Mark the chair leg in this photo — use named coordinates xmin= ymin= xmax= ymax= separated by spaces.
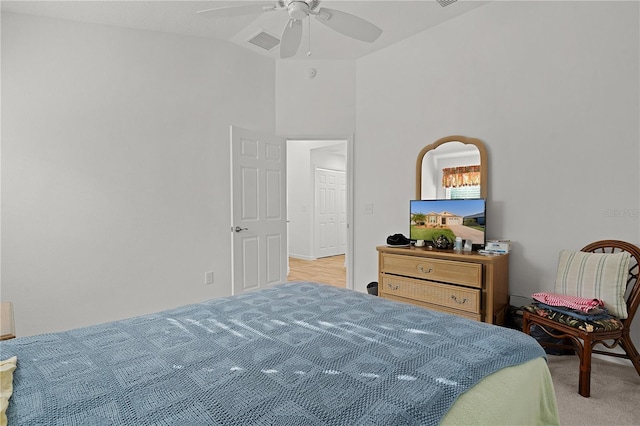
xmin=579 ymin=336 xmax=592 ymax=397
xmin=522 ymin=312 xmax=530 ymax=334
xmin=619 ymin=334 xmax=640 ymax=377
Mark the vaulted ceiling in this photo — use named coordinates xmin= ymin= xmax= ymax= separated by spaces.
xmin=1 ymin=1 xmax=489 ymax=60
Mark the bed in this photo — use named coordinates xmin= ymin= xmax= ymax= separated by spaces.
xmin=0 ymin=282 xmax=559 ymax=425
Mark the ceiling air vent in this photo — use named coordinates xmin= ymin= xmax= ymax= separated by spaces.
xmin=437 ymin=0 xmax=458 ymax=7
xmin=247 ymin=30 xmax=280 ymax=51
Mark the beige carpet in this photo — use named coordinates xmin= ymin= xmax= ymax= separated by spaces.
xmin=547 ymin=355 xmax=640 ymax=425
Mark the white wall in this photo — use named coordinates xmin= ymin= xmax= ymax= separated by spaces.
xmin=276 ymin=60 xmax=355 ymax=136
xmin=353 ymin=1 xmax=639 ymax=343
xmin=1 ymin=13 xmax=276 ymax=336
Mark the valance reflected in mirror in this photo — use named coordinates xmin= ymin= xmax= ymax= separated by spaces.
xmin=416 ymin=136 xmax=487 ymax=200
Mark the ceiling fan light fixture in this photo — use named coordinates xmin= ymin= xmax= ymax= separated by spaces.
xmin=287 ymin=1 xmax=310 ymax=20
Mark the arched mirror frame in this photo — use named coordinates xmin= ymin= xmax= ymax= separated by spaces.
xmin=415 ymin=135 xmax=488 ymax=200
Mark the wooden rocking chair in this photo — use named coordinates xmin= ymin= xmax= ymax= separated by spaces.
xmin=522 ymin=240 xmax=640 ymax=397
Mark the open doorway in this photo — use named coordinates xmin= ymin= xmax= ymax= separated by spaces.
xmin=286 ymin=139 xmax=349 ymax=289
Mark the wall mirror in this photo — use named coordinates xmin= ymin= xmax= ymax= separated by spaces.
xmin=416 ymin=135 xmax=488 ymax=200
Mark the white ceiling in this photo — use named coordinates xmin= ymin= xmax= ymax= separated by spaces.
xmin=1 ymin=0 xmax=489 ymax=60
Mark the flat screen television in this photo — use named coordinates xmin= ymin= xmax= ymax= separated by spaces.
xmin=410 ymin=199 xmax=486 ymax=248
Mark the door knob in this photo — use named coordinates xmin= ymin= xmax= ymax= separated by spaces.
xmin=234 ymin=226 xmax=248 ymax=233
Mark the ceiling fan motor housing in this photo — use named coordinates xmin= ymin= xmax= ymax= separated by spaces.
xmin=283 ymin=0 xmax=320 ymax=20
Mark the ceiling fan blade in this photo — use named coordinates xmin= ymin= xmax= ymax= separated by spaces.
xmin=280 ymin=19 xmax=303 ymax=58
xmin=197 ymin=3 xmax=276 ymax=18
xmin=314 ymin=7 xmax=382 ymax=43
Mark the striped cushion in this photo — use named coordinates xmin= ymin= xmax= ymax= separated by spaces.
xmin=554 ymin=250 xmax=630 ymax=319
xmin=1 ymin=356 xmax=17 ymax=426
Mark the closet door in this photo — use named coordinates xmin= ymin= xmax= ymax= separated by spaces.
xmin=315 ymin=168 xmax=346 ymax=258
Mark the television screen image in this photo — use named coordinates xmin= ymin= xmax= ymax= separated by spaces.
xmin=410 ymin=199 xmax=486 ymax=246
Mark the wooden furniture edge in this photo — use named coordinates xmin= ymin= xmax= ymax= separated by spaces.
xmin=0 ymin=301 xmax=16 ymax=340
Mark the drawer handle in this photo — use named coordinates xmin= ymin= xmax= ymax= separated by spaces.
xmin=451 ymin=295 xmax=468 ymax=305
xmin=417 ymin=265 xmax=433 ymax=274
xmin=387 ymin=283 xmax=400 ymax=290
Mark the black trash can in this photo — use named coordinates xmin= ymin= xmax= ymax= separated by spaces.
xmin=366 ymin=282 xmax=378 ymax=296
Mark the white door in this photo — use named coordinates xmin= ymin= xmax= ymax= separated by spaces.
xmin=315 ymin=168 xmax=346 ymax=258
xmin=337 ymin=171 xmax=347 ymax=254
xmin=231 ymin=126 xmax=287 ymax=295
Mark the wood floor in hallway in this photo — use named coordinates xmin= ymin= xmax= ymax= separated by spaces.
xmin=287 ymin=255 xmax=346 ymax=288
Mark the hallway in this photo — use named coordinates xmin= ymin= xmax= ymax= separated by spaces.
xmin=287 ymin=255 xmax=346 ymax=288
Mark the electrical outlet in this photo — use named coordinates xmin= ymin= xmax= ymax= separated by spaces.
xmin=364 ymin=203 xmax=374 ymax=214
xmin=205 ymin=271 xmax=214 ymax=285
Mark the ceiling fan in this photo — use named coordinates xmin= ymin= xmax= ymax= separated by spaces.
xmin=197 ymin=0 xmax=383 ymax=58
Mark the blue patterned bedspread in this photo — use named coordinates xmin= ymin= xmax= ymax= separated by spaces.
xmin=1 ymin=282 xmax=545 ymax=425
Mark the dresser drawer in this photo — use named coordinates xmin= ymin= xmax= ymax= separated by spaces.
xmin=380 ymin=253 xmax=482 ymax=288
xmin=382 ymin=294 xmax=482 ymax=321
xmin=381 ymin=276 xmax=481 ymax=314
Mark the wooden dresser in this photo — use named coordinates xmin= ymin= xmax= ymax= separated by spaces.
xmin=377 ymin=246 xmax=509 ymax=324
xmin=1 ymin=302 xmax=16 ymax=340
